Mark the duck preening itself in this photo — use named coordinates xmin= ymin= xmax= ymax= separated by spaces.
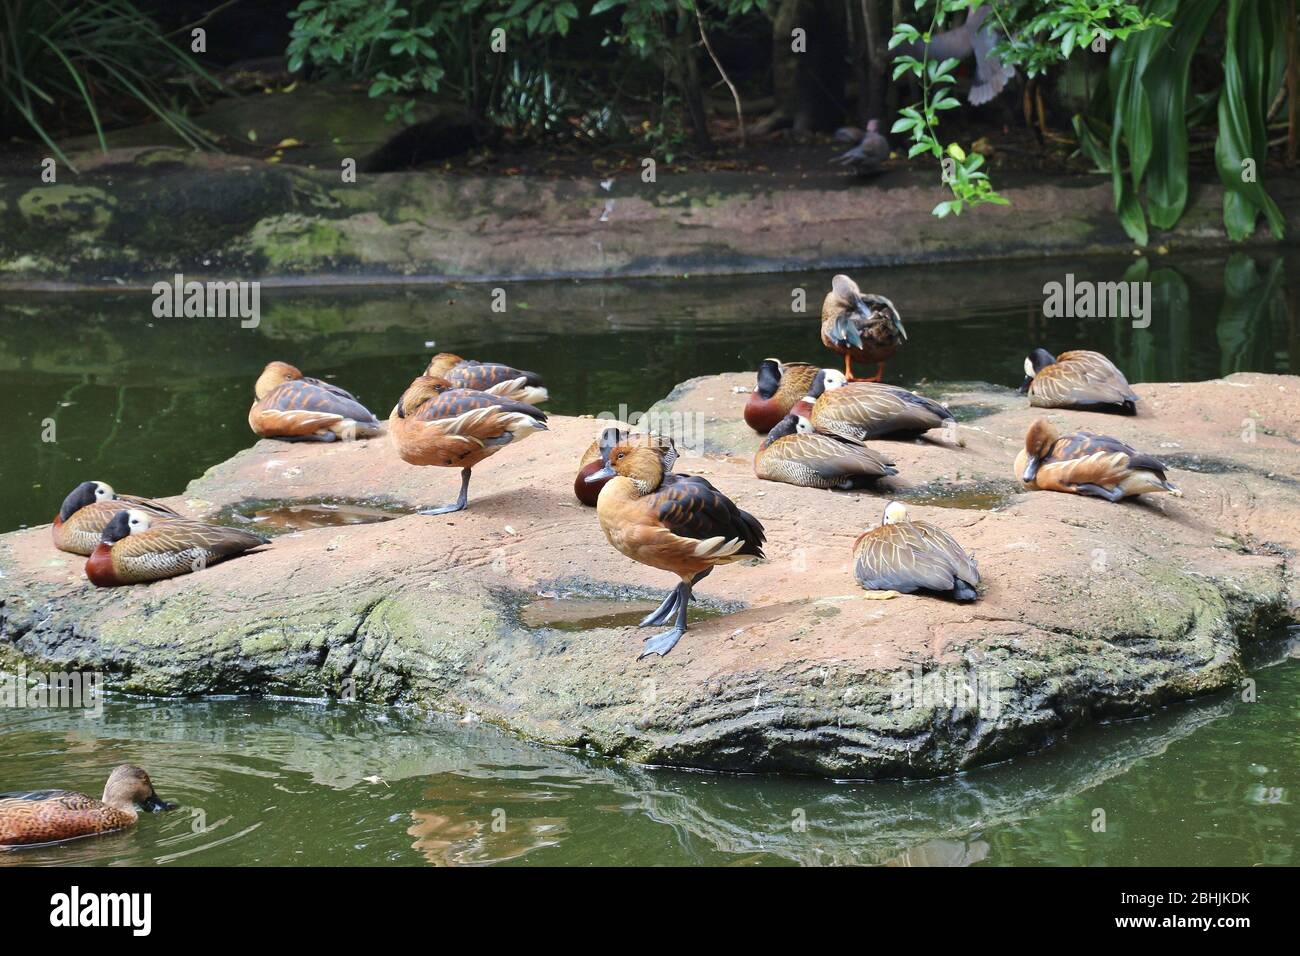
xmin=1019 ymin=348 xmax=1138 ymax=414
xmin=755 ymin=414 xmax=897 ymax=489
xmin=812 ymin=380 xmax=955 ymax=442
xmin=574 ymin=425 xmax=678 ymax=506
xmin=390 ymin=375 xmax=547 ymax=515
xmin=820 ymin=274 xmax=906 ymax=382
xmin=743 ymin=358 xmax=819 ymax=433
xmin=586 ymin=442 xmax=765 ymax=658
xmin=1015 ymin=418 xmax=1182 ymax=502
xmin=426 ymin=352 xmax=549 ymax=405
xmin=52 ymin=480 xmax=180 ymax=556
xmin=85 ymin=509 xmax=269 ymax=587
xmin=853 ymin=501 xmax=980 ymax=601
xmin=249 ymin=361 xmax=382 ymax=441
xmin=0 ymin=765 xmax=173 ymax=847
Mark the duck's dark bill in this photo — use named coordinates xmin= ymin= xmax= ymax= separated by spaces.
xmin=584 ymin=465 xmax=617 ymax=483
xmin=1022 ymin=457 xmax=1039 ymax=482
xmin=142 ymin=794 xmax=174 ymax=812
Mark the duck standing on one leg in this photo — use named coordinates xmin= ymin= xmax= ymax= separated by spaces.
xmin=52 ymin=480 xmax=180 ymax=555
xmin=574 ymin=425 xmax=678 ymax=506
xmin=0 ymin=765 xmax=173 ymax=847
xmin=249 ymin=361 xmax=382 ymax=442
xmin=85 ymin=509 xmax=269 ymax=587
xmin=854 ymin=501 xmax=980 ymax=601
xmin=585 ymin=442 xmax=765 ymax=658
xmin=743 ymin=358 xmax=819 ymax=433
xmin=1019 ymin=348 xmax=1139 ymax=415
xmin=389 ymin=375 xmax=547 ymax=515
xmin=820 ymin=274 xmax=906 ymax=382
xmin=1016 ymin=418 xmax=1182 ymax=502
xmin=426 ymin=353 xmax=549 ymax=405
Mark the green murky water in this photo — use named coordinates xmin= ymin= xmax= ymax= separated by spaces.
xmin=2 ymin=249 xmax=1297 ymax=865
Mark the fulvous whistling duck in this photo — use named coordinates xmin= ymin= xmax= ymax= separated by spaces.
xmin=811 ymin=379 xmax=955 ymax=442
xmin=85 ymin=509 xmax=269 ymax=587
xmin=854 ymin=501 xmax=980 ymax=601
xmin=755 ymin=414 xmax=897 ymax=489
xmin=743 ymin=358 xmax=819 ymax=433
xmin=249 ymin=361 xmax=382 ymax=442
xmin=52 ymin=480 xmax=180 ymax=556
xmin=574 ymin=424 xmax=678 ymax=507
xmin=585 ymin=442 xmax=765 ymax=657
xmin=1019 ymin=348 xmax=1138 ymax=415
xmin=389 ymin=375 xmax=547 ymax=515
xmin=426 ymin=353 xmax=549 ymax=405
xmin=820 ymin=274 xmax=906 ymax=382
xmin=0 ymin=765 xmax=172 ymax=847
xmin=1016 ymin=418 xmax=1182 ymax=502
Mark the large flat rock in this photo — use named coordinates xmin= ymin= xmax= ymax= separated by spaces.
xmin=1 ymin=373 xmax=1296 ymax=778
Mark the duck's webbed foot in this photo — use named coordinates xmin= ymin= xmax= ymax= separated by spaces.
xmin=639 ymin=584 xmax=684 ymax=627
xmin=418 ymin=468 xmax=471 ymax=516
xmin=639 ymin=581 xmax=693 ymax=658
xmin=1075 ymin=483 xmax=1124 ymax=503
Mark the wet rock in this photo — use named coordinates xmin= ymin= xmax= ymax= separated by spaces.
xmin=1 ymin=373 xmax=1296 ymax=778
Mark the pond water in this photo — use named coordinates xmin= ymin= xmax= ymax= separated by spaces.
xmin=2 ymin=249 xmax=1297 ymax=866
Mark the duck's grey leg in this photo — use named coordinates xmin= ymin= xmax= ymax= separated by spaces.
xmin=279 ymin=431 xmax=337 ymax=443
xmin=1074 ymin=483 xmax=1124 ymax=503
xmin=640 ymin=582 xmax=695 ymax=658
xmin=639 ymin=585 xmax=684 ymax=627
xmin=419 ymin=468 xmax=471 ymax=515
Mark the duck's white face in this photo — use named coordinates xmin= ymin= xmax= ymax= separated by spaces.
xmin=821 ymin=369 xmax=848 ymax=391
xmin=882 ymin=501 xmax=909 ymax=525
xmin=795 ymin=415 xmax=814 ymax=434
xmin=1023 ymin=357 xmax=1036 ymax=380
xmin=125 ymin=508 xmax=152 ymax=534
xmin=94 ymin=481 xmax=114 ymax=502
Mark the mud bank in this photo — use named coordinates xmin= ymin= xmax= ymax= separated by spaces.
xmin=1 ymin=373 xmax=1296 ymax=778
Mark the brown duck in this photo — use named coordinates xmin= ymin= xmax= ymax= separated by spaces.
xmin=853 ymin=501 xmax=980 ymax=600
xmin=1020 ymin=348 xmax=1138 ymax=415
xmin=52 ymin=480 xmax=180 ymax=556
xmin=586 ymin=442 xmax=765 ymax=657
xmin=1016 ymin=418 xmax=1182 ymax=502
xmin=389 ymin=375 xmax=547 ymax=514
xmin=0 ymin=765 xmax=172 ymax=847
xmin=820 ymin=274 xmax=906 ymax=382
xmin=85 ymin=509 xmax=269 ymax=587
xmin=249 ymin=361 xmax=382 ymax=441
xmin=574 ymin=424 xmax=678 ymax=506
xmin=755 ymin=414 xmax=897 ymax=489
xmin=811 ymin=379 xmax=955 ymax=442
xmin=743 ymin=358 xmax=819 ymax=433
xmin=426 ymin=352 xmax=548 ymax=405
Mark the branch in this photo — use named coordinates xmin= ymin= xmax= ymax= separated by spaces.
xmin=692 ymin=1 xmax=744 ymax=147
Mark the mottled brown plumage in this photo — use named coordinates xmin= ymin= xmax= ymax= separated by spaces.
xmin=1020 ymin=348 xmax=1138 ymax=414
xmin=85 ymin=509 xmax=269 ymax=587
xmin=743 ymin=359 xmax=820 ymax=433
xmin=811 ymin=381 xmax=954 ymax=441
xmin=1015 ymin=418 xmax=1181 ymax=502
xmin=425 ymin=352 xmax=548 ymax=405
xmin=820 ymin=274 xmax=906 ymax=381
xmin=0 ymin=765 xmax=171 ymax=847
xmin=51 ymin=480 xmax=181 ymax=556
xmin=853 ymin=502 xmax=980 ymax=600
xmin=755 ymin=414 xmax=897 ymax=489
xmin=589 ymin=444 xmax=764 ymax=657
xmin=249 ymin=361 xmax=381 ymax=441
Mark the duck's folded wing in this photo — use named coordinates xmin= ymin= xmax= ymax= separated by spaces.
xmin=118 ymin=495 xmax=182 ymax=518
xmin=269 ymin=380 xmax=379 ymax=424
xmin=913 ymin=521 xmax=980 ymax=585
xmin=1037 ymin=352 xmax=1138 ymax=406
xmin=121 ymin=520 xmax=268 ymax=563
xmin=654 ymin=475 xmax=765 ymax=559
xmin=855 ymin=525 xmax=963 ymax=592
xmin=786 ymin=433 xmax=896 ymax=478
xmin=822 ymin=384 xmax=949 ymax=432
xmin=450 ymin=362 xmax=545 ymax=391
xmin=826 ymin=313 xmax=866 ymax=349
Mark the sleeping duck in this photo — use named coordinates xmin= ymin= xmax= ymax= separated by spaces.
xmin=853 ymin=501 xmax=980 ymax=601
xmin=743 ymin=358 xmax=819 ymax=433
xmin=52 ymin=480 xmax=180 ymax=556
xmin=1019 ymin=348 xmax=1138 ymax=415
xmin=1015 ymin=418 xmax=1181 ymax=502
xmin=249 ymin=361 xmax=382 ymax=441
xmin=425 ymin=353 xmax=549 ymax=405
xmin=754 ymin=414 xmax=897 ymax=489
xmin=85 ymin=509 xmax=269 ymax=587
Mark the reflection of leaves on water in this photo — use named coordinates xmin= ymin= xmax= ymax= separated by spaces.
xmin=1218 ymin=254 xmax=1285 ymax=376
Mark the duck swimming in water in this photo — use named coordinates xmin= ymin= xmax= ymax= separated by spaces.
xmin=854 ymin=501 xmax=980 ymax=601
xmin=425 ymin=353 xmax=549 ymax=405
xmin=1019 ymin=348 xmax=1138 ymax=415
xmin=249 ymin=361 xmax=382 ymax=441
xmin=1016 ymin=418 xmax=1182 ymax=502
xmin=0 ymin=765 xmax=172 ymax=847
xmin=574 ymin=425 xmax=678 ymax=506
xmin=820 ymin=274 xmax=906 ymax=382
xmin=743 ymin=358 xmax=819 ymax=433
xmin=389 ymin=375 xmax=547 ymax=515
xmin=754 ymin=414 xmax=897 ymax=489
xmin=52 ymin=480 xmax=181 ymax=556
xmin=586 ymin=442 xmax=765 ymax=657
xmin=85 ymin=509 xmax=269 ymax=587
xmin=811 ymin=378 xmax=955 ymax=442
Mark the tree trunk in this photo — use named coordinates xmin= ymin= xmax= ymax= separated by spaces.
xmin=860 ymin=0 xmax=888 ymax=121
xmin=771 ymin=0 xmax=849 ymax=133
